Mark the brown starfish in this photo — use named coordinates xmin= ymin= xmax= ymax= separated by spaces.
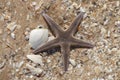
xmin=33 ymin=12 xmax=94 ymax=71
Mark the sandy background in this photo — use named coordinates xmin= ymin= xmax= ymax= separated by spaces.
xmin=0 ymin=0 xmax=120 ymax=80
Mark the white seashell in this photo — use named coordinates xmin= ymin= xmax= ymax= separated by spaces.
xmin=29 ymin=29 xmax=48 ymax=49
xmin=26 ymin=55 xmax=43 ymax=66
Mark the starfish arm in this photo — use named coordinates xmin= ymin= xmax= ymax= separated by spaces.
xmin=61 ymin=43 xmax=70 ymax=71
xmin=71 ymin=38 xmax=94 ymax=48
xmin=66 ymin=12 xmax=85 ymax=35
xmin=33 ymin=39 xmax=59 ymax=54
xmin=42 ymin=13 xmax=63 ymax=37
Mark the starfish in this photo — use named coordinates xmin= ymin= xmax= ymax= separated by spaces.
xmin=33 ymin=12 xmax=94 ymax=71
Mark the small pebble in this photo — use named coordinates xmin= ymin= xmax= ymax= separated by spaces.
xmin=112 ymin=33 xmax=119 ymax=38
xmin=10 ymin=32 xmax=15 ymax=39
xmin=104 ymin=19 xmax=109 ymax=25
xmin=108 ymin=75 xmax=114 ymax=80
xmin=31 ymin=2 xmax=37 ymax=6
xmin=25 ymin=35 xmax=29 ymax=41
xmin=116 ymin=1 xmax=120 ymax=7
xmin=107 ymin=31 xmax=111 ymax=38
xmin=24 ymin=31 xmax=29 ymax=36
xmin=80 ymin=7 xmax=86 ymax=12
xmin=101 ymin=27 xmax=106 ymax=34
xmin=47 ymin=59 xmax=51 ymax=63
xmin=91 ymin=23 xmax=98 ymax=27
xmin=7 ymin=22 xmax=16 ymax=32
xmin=17 ymin=61 xmax=24 ymax=68
xmin=69 ymin=59 xmax=76 ymax=67
xmin=0 ymin=29 xmax=2 ymax=34
xmin=94 ymin=66 xmax=102 ymax=75
xmin=0 ymin=61 xmax=5 ymax=69
xmin=115 ymin=21 xmax=120 ymax=28
xmin=26 ymin=64 xmax=43 ymax=75
xmin=48 ymin=36 xmax=55 ymax=41
xmin=37 ymin=25 xmax=44 ymax=29
xmin=116 ymin=60 xmax=120 ymax=66
xmin=111 ymin=48 xmax=117 ymax=52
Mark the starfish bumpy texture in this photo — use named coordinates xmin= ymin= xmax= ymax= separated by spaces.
xmin=33 ymin=12 xmax=94 ymax=71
